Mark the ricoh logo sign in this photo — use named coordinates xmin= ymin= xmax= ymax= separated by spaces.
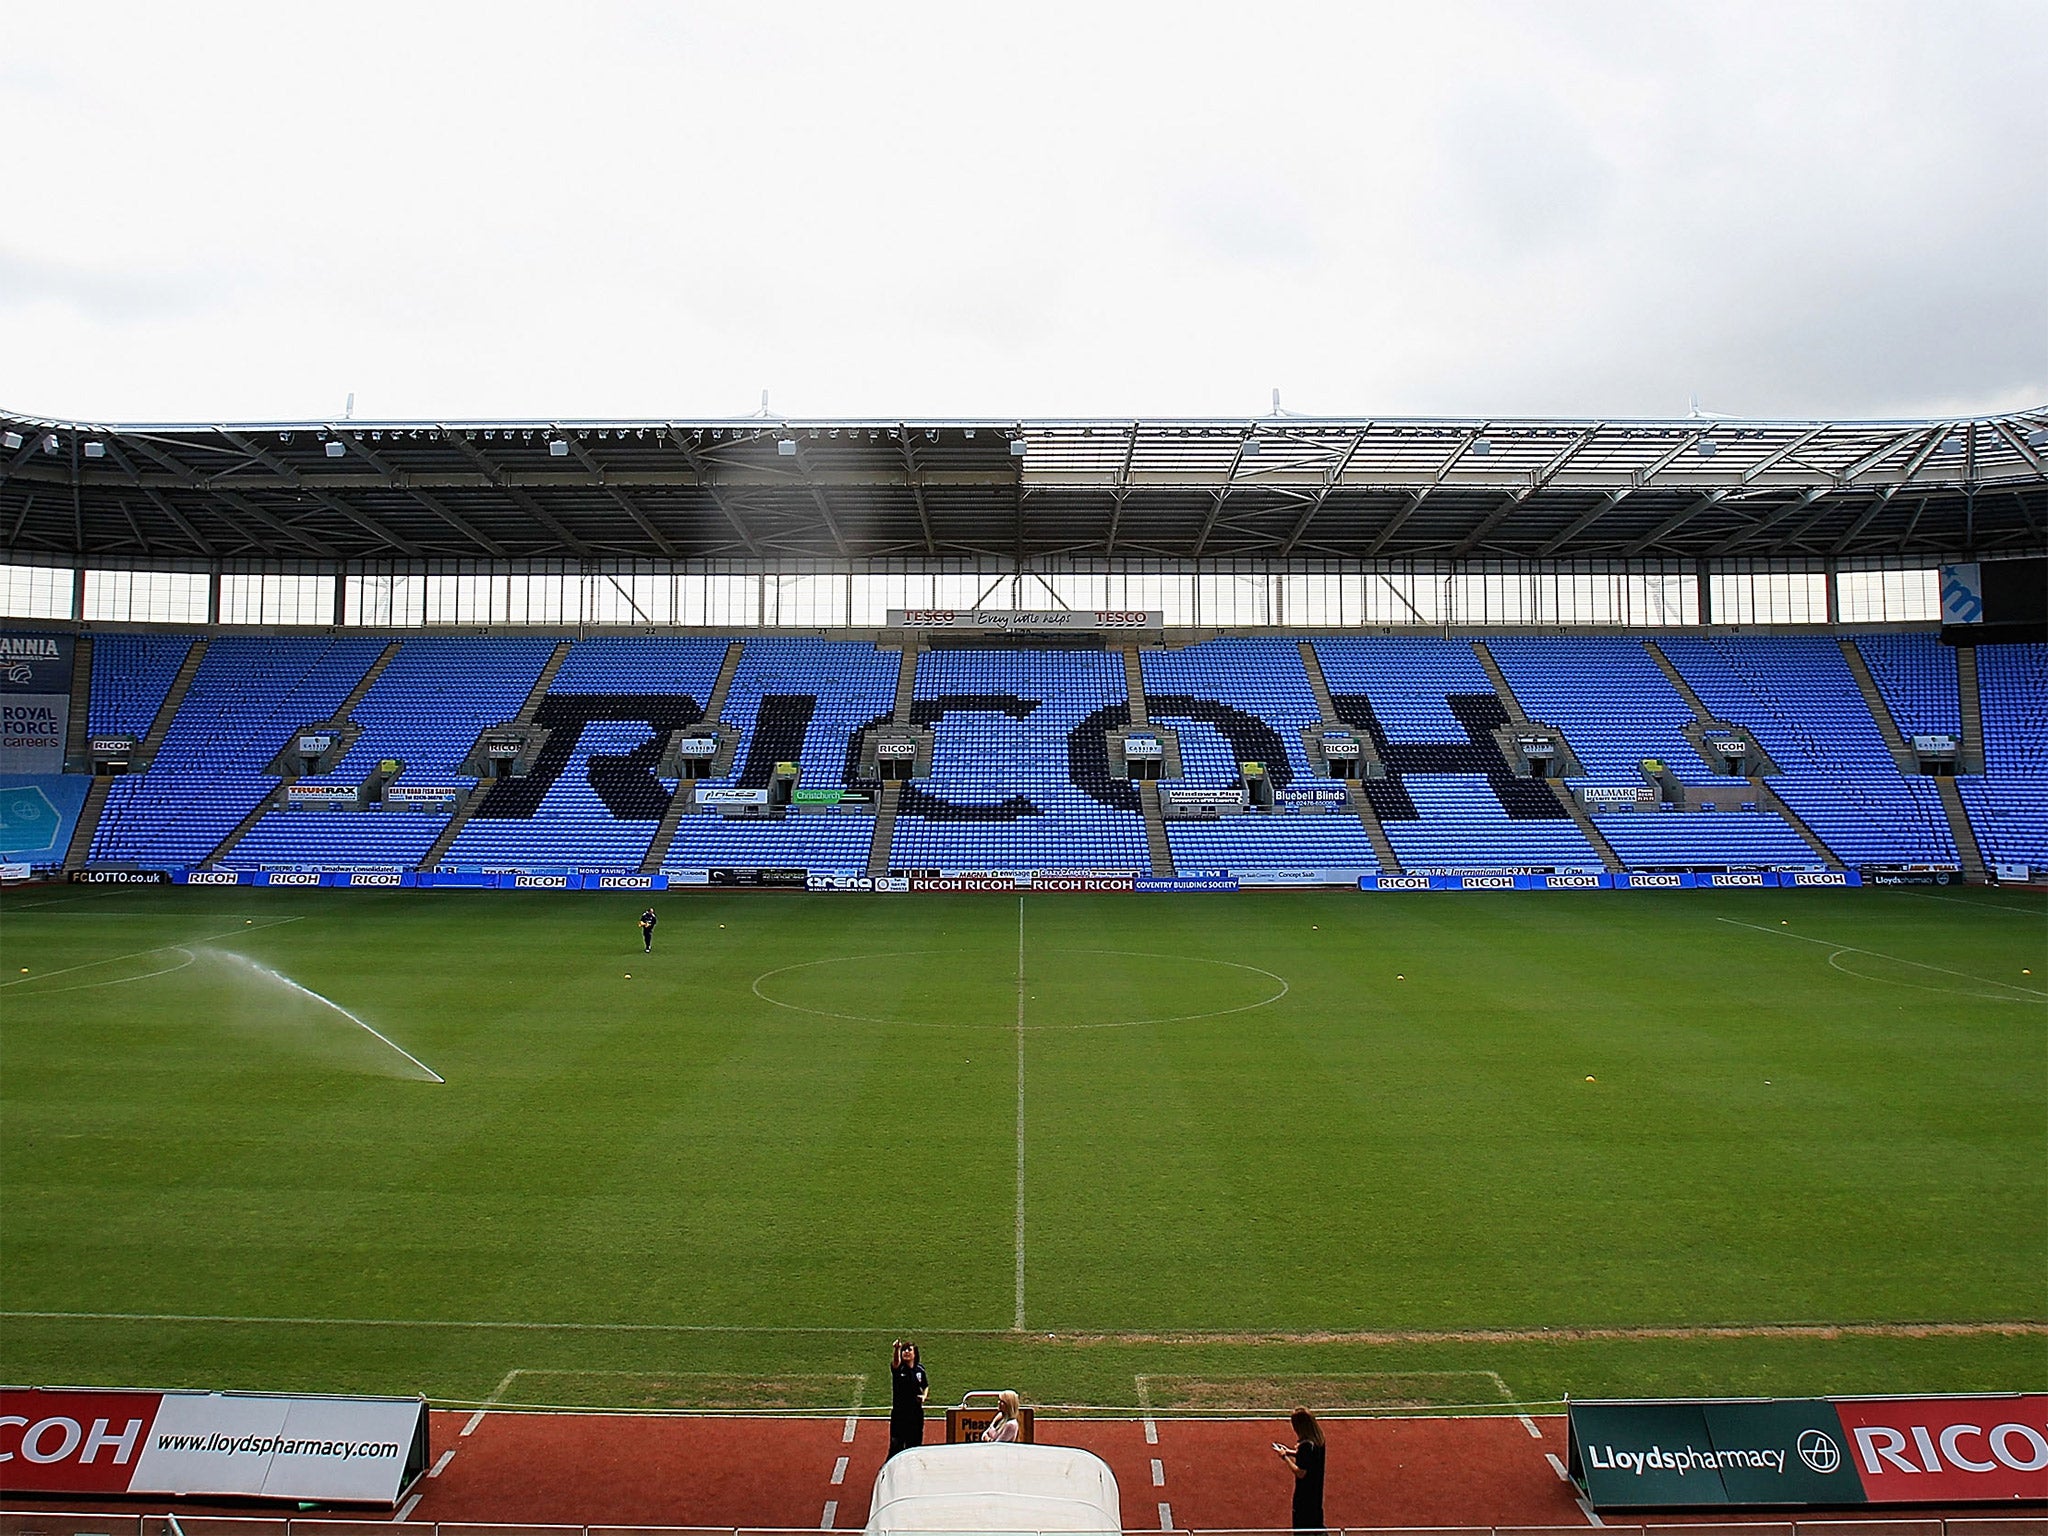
xmin=266 ymin=872 xmax=320 ymax=887
xmin=1546 ymin=875 xmax=1602 ymax=889
xmin=513 ymin=874 xmax=569 ymax=889
xmin=347 ymin=872 xmax=402 ymax=888
xmin=595 ymin=875 xmax=654 ymax=890
xmin=185 ymin=871 xmax=241 ymax=886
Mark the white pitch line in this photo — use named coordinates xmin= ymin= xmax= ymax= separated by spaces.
xmin=1899 ymin=889 xmax=2047 ymax=918
xmin=1150 ymin=1457 xmax=1165 ymax=1486
xmin=1158 ymin=1501 xmax=1174 ymax=1530
xmin=428 ymin=1448 xmax=456 ymax=1478
xmin=1520 ymin=1413 xmax=1542 ymax=1437
xmin=392 ymin=1491 xmax=423 ymax=1522
xmin=821 ymin=1498 xmax=838 ymax=1529
xmin=1014 ymin=894 xmax=1027 ymax=1332
xmin=842 ymin=1413 xmax=858 ymax=1443
xmin=1136 ymin=1375 xmax=1159 ymax=1444
xmin=0 ymin=917 xmax=304 ymax=987
xmin=1716 ymin=915 xmax=2048 ymax=999
xmin=831 ymin=1455 xmax=848 ymax=1484
xmin=463 ymin=1368 xmax=516 ymax=1436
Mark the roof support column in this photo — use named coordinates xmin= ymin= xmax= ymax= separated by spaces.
xmin=333 ymin=567 xmax=348 ymax=628
xmin=1824 ymin=560 xmax=1840 ymax=625
xmin=1695 ymin=559 xmax=1713 ymax=626
xmin=71 ymin=564 xmax=86 ymax=620
xmin=207 ymin=563 xmax=221 ymax=625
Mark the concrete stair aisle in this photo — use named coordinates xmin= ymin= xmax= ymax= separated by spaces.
xmin=1956 ymin=645 xmax=1986 ymax=773
xmin=863 ymin=642 xmax=919 ymax=876
xmin=1643 ymin=638 xmax=1713 ymax=720
xmin=1472 ymin=640 xmax=1622 ymax=873
xmin=66 ymin=637 xmax=210 ymax=871
xmin=1123 ymin=645 xmax=1174 ymax=875
xmin=203 ymin=640 xmax=404 ymax=870
xmin=337 ymin=639 xmax=404 ymax=718
xmin=63 ymin=634 xmax=93 ymax=768
xmin=517 ymin=639 xmax=574 ymax=723
xmin=1137 ymin=781 xmax=1175 ymax=877
xmin=1748 ymin=777 xmax=1845 ymax=871
xmin=422 ymin=639 xmax=575 ymax=874
xmin=866 ymin=782 xmax=902 ymax=877
xmin=140 ymin=638 xmax=208 ymax=761
xmin=640 ymin=639 xmax=746 ymax=873
xmin=1299 ymin=640 xmax=1402 ymax=872
xmin=1934 ymin=778 xmax=1988 ymax=881
xmin=1839 ymin=639 xmax=1916 ymax=771
xmin=1468 ymin=639 xmax=1526 ymax=724
xmin=893 ymin=643 xmax=919 ymax=724
xmin=61 ymin=779 xmax=112 ymax=871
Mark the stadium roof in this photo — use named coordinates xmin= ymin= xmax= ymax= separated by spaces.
xmin=3 ymin=406 xmax=2043 ymax=567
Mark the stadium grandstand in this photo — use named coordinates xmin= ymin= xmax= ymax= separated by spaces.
xmin=2 ymin=405 xmax=2045 ymax=887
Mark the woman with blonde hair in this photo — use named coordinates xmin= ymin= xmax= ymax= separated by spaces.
xmin=1273 ymin=1405 xmax=1325 ymax=1530
xmin=980 ymin=1389 xmax=1021 ymax=1443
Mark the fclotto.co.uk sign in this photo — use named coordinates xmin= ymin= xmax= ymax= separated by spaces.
xmin=1568 ymin=1394 xmax=2047 ymax=1508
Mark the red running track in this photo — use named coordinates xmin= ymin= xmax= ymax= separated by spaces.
xmin=5 ymin=1411 xmax=2036 ymax=1529
xmin=397 ymin=1407 xmax=1590 ymax=1529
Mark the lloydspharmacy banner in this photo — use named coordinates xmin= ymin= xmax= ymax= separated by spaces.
xmin=1569 ymin=1394 xmax=2047 ymax=1508
xmin=0 ymin=1386 xmax=430 ymax=1505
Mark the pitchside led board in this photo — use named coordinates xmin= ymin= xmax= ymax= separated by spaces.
xmin=1569 ymin=1394 xmax=2048 ymax=1509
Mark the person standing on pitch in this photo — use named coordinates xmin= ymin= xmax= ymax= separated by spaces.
xmin=639 ymin=907 xmax=657 ymax=952
xmin=887 ymin=1340 xmax=928 ymax=1459
xmin=1273 ymin=1405 xmax=1326 ymax=1531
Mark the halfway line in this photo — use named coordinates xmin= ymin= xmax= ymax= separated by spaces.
xmin=1015 ymin=894 xmax=1027 ymax=1332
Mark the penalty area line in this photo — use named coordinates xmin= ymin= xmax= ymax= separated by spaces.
xmin=0 ymin=917 xmax=305 ymax=988
xmin=1715 ymin=915 xmax=2048 ymax=999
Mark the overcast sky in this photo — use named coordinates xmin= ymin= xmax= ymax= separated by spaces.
xmin=2 ymin=1 xmax=2043 ymax=426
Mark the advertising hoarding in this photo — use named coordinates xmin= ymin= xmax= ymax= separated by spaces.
xmin=1568 ymin=1394 xmax=2047 ymax=1509
xmin=0 ymin=1386 xmax=429 ymax=1505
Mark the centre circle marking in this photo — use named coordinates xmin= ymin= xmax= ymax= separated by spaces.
xmin=751 ymin=948 xmax=1288 ymax=1030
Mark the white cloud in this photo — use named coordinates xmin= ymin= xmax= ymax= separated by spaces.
xmin=0 ymin=0 xmax=2040 ymax=423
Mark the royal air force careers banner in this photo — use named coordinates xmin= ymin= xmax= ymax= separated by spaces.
xmin=1569 ymin=1394 xmax=2048 ymax=1508
xmin=0 ymin=632 xmax=74 ymax=774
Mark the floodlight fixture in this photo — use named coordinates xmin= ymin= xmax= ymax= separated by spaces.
xmin=1 ymin=431 xmax=22 ymax=451
xmin=548 ymin=439 xmax=569 ymax=457
xmin=1697 ymin=439 xmax=1719 ymax=457
xmin=1009 ymin=439 xmax=1028 ymax=457
xmin=1939 ymin=435 xmax=1965 ymax=454
xmin=41 ymin=433 xmax=60 ymax=454
xmin=83 ymin=441 xmax=105 ymax=458
xmin=777 ymin=438 xmax=798 ymax=456
xmin=2028 ymin=428 xmax=2048 ymax=449
xmin=325 ymin=441 xmax=346 ymax=458
xmin=1470 ymin=438 xmax=1493 ymax=456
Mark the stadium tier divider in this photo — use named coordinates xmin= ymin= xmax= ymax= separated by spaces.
xmin=1957 ymin=640 xmax=2048 ymax=871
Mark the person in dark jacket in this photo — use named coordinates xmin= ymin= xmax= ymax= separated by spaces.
xmin=887 ymin=1340 xmax=928 ymax=1458
xmin=1274 ymin=1405 xmax=1326 ymax=1530
xmin=638 ymin=907 xmax=657 ymax=952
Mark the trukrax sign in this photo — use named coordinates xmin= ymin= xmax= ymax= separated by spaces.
xmin=1570 ymin=1394 xmax=2047 ymax=1508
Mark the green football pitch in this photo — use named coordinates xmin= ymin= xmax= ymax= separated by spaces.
xmin=2 ymin=883 xmax=2043 ymax=1415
